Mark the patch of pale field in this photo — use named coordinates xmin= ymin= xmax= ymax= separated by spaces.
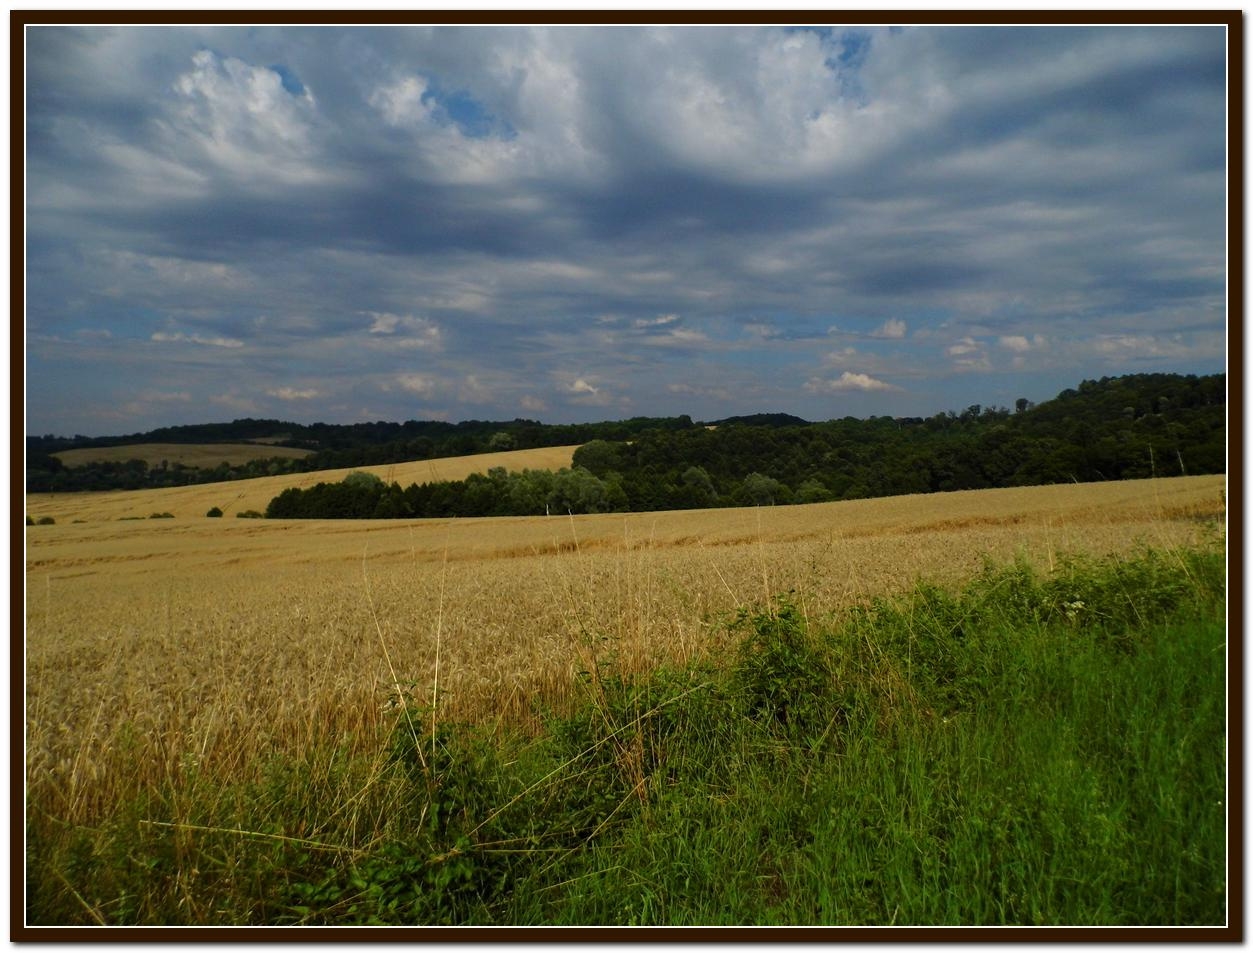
xmin=52 ymin=442 xmax=315 ymax=469
xmin=24 ymin=444 xmax=581 ymax=523
xmin=25 ymin=475 xmax=1225 ymax=824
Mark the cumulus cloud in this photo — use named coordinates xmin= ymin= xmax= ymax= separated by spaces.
xmin=945 ymin=336 xmax=992 ymax=370
xmin=805 ymin=371 xmax=899 ymax=393
xmin=872 ymin=318 xmax=907 ymax=339
xmin=370 ymin=75 xmax=432 ymax=127
xmin=392 ymin=373 xmax=437 ymax=396
xmin=166 ymin=48 xmax=326 ymax=186
xmin=567 ymin=378 xmax=599 ymax=395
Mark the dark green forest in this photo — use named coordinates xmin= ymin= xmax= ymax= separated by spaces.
xmin=262 ymin=373 xmax=1226 ymax=520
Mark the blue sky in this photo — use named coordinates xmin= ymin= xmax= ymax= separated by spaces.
xmin=25 ymin=24 xmax=1227 ymax=435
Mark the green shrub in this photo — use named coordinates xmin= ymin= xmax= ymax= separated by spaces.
xmin=206 ymin=507 xmax=223 ymax=518
xmin=25 ymin=515 xmax=33 ymax=526
xmin=236 ymin=510 xmax=264 ymax=519
xmin=732 ymin=599 xmax=834 ymax=739
xmin=148 ymin=512 xmax=174 ymax=519
xmin=36 ymin=516 xmax=55 ymax=525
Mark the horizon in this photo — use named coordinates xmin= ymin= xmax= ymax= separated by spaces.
xmin=26 ymin=23 xmax=1228 ymax=436
xmin=29 ymin=368 xmax=1228 ymax=443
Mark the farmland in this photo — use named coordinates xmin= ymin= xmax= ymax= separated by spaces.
xmin=23 ymin=473 xmax=1227 ymax=926
xmin=24 ymin=444 xmax=580 ymax=522
xmin=52 ymin=442 xmax=315 ymax=469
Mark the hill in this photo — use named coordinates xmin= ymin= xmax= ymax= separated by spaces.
xmin=53 ymin=443 xmax=314 ymax=469
xmin=24 ymin=445 xmax=579 ymax=523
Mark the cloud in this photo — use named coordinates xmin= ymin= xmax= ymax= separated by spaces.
xmin=392 ymin=374 xmax=437 ymax=396
xmin=519 ymin=394 xmax=548 ymax=412
xmin=166 ymin=49 xmax=327 ymax=187
xmin=267 ymin=387 xmax=320 ymax=400
xmin=567 ymin=378 xmax=599 ymax=395
xmin=805 ymin=371 xmax=899 ymax=393
xmin=633 ymin=314 xmax=681 ymax=329
xmin=151 ymin=331 xmax=244 ymax=348
xmin=370 ymin=75 xmax=432 ymax=127
xmin=23 ymin=26 xmax=1226 ymax=435
xmin=365 ymin=313 xmax=443 ymax=349
xmin=945 ymin=335 xmax=992 ymax=370
xmin=998 ymin=334 xmax=1047 ymax=352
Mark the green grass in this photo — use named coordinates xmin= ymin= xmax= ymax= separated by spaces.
xmin=26 ymin=543 xmax=1228 ymax=926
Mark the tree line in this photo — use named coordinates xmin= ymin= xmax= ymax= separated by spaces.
xmin=261 ymin=373 xmax=1226 ymax=520
xmin=25 ymin=415 xmax=696 ymax=494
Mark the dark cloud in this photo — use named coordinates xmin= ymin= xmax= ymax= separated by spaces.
xmin=23 ymin=23 xmax=1228 ymax=433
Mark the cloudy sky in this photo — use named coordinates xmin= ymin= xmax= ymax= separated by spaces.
xmin=25 ymin=23 xmax=1227 ymax=436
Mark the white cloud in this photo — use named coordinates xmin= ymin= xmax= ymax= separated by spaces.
xmin=520 ymin=394 xmax=548 ymax=413
xmin=822 ymin=346 xmax=860 ymax=368
xmin=151 ymin=331 xmax=244 ymax=348
xmin=998 ymin=334 xmax=1047 ymax=352
xmin=167 ymin=49 xmax=326 ymax=186
xmin=369 ymin=75 xmax=432 ymax=127
xmin=393 ymin=374 xmax=436 ymax=396
xmin=946 ymin=336 xmax=982 ymax=357
xmin=872 ymin=318 xmax=907 ymax=339
xmin=267 ymin=387 xmax=320 ymax=400
xmin=805 ymin=371 xmax=899 ymax=393
xmin=640 ymin=327 xmax=710 ymax=347
xmin=368 ymin=313 xmax=401 ymax=334
xmin=567 ymin=378 xmax=599 ymax=395
xmin=946 ymin=335 xmax=991 ymax=370
xmin=364 ymin=313 xmax=443 ymax=349
xmin=633 ymin=313 xmax=681 ymax=329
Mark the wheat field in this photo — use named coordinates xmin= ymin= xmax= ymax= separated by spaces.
xmin=24 ymin=473 xmax=1224 ymax=833
xmin=25 ymin=444 xmax=581 ymax=522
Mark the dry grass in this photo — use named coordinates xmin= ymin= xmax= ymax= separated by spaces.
xmin=24 ymin=474 xmax=1225 ymax=836
xmin=52 ymin=443 xmax=315 ymax=469
xmin=25 ymin=444 xmax=581 ymax=522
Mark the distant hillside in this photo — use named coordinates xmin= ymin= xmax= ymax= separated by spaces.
xmin=260 ymin=373 xmax=1227 ymax=521
xmin=24 ymin=445 xmax=581 ymax=523
xmin=26 ymin=415 xmax=695 ymax=494
xmin=54 ymin=443 xmax=313 ymax=469
xmin=706 ymin=413 xmax=810 ymax=428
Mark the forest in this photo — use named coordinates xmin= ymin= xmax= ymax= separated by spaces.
xmin=261 ymin=373 xmax=1226 ymax=519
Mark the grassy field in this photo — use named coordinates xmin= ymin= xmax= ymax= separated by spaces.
xmin=23 ymin=474 xmax=1226 ymax=926
xmin=26 ymin=444 xmax=581 ymax=521
xmin=52 ymin=442 xmax=315 ymax=469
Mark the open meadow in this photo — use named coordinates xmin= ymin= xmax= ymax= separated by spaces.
xmin=24 ymin=473 xmax=1227 ymax=926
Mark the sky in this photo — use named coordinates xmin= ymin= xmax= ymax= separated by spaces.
xmin=24 ymin=23 xmax=1228 ymax=437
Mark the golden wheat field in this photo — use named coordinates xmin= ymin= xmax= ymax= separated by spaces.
xmin=25 ymin=444 xmax=580 ymax=522
xmin=25 ymin=473 xmax=1224 ymax=830
xmin=52 ymin=442 xmax=315 ymax=469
